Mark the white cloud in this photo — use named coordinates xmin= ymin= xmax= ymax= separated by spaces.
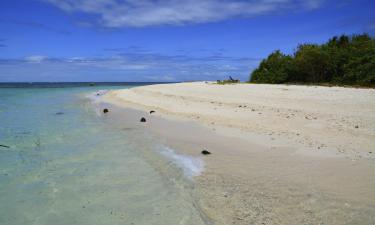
xmin=24 ymin=55 xmax=48 ymax=63
xmin=2 ymin=52 xmax=259 ymax=81
xmin=43 ymin=0 xmax=323 ymax=27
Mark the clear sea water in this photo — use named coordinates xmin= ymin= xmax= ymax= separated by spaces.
xmin=0 ymin=83 xmax=207 ymax=225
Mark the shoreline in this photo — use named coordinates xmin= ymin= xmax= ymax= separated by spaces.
xmin=102 ymin=82 xmax=375 ymax=224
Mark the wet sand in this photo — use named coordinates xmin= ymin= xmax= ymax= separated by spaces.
xmin=102 ymin=82 xmax=375 ymax=224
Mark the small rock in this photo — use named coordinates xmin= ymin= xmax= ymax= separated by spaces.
xmin=201 ymin=150 xmax=211 ymax=155
xmin=149 ymin=110 xmax=155 ymax=114
xmin=140 ymin=117 xmax=146 ymax=122
xmin=103 ymin=108 xmax=109 ymax=113
xmin=369 ymin=151 xmax=372 ymax=154
xmin=355 ymin=125 xmax=359 ymax=129
xmin=0 ymin=144 xmax=10 ymax=148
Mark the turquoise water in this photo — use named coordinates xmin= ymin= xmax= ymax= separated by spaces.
xmin=0 ymin=85 xmax=207 ymax=225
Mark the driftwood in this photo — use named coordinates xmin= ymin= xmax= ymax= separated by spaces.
xmin=229 ymin=76 xmax=239 ymax=82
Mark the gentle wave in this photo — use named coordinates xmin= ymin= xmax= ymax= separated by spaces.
xmin=159 ymin=146 xmax=204 ymax=178
xmin=86 ymin=89 xmax=109 ymax=102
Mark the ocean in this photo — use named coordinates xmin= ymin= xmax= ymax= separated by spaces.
xmin=0 ymin=83 xmax=207 ymax=225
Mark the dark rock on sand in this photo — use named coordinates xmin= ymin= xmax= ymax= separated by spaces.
xmin=103 ymin=108 xmax=109 ymax=113
xmin=355 ymin=125 xmax=359 ymax=128
xmin=201 ymin=150 xmax=211 ymax=155
xmin=150 ymin=110 xmax=155 ymax=114
xmin=140 ymin=117 xmax=146 ymax=122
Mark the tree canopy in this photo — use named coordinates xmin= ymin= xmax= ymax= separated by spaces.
xmin=250 ymin=34 xmax=375 ymax=86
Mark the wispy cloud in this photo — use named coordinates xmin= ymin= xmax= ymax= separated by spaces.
xmin=0 ymin=52 xmax=259 ymax=81
xmin=0 ymin=19 xmax=71 ymax=35
xmin=42 ymin=0 xmax=323 ymax=27
xmin=24 ymin=55 xmax=49 ymax=63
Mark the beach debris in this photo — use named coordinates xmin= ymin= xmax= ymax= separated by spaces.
xmin=149 ymin=110 xmax=155 ymax=114
xmin=0 ymin=144 xmax=10 ymax=148
xmin=229 ymin=76 xmax=239 ymax=83
xmin=201 ymin=150 xmax=211 ymax=155
xmin=140 ymin=117 xmax=146 ymax=122
xmin=55 ymin=112 xmax=64 ymax=115
xmin=355 ymin=125 xmax=359 ymax=128
xmin=103 ymin=108 xmax=109 ymax=113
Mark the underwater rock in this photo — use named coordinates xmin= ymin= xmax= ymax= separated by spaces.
xmin=55 ymin=112 xmax=64 ymax=115
xmin=0 ymin=144 xmax=10 ymax=148
xmin=140 ymin=117 xmax=146 ymax=122
xmin=201 ymin=150 xmax=211 ymax=155
xmin=103 ymin=108 xmax=109 ymax=113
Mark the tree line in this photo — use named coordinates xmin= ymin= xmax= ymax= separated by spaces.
xmin=250 ymin=34 xmax=375 ymax=86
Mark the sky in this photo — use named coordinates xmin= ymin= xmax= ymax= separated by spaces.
xmin=0 ymin=0 xmax=374 ymax=82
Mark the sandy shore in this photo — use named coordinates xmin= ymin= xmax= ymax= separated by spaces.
xmin=103 ymin=82 xmax=375 ymax=224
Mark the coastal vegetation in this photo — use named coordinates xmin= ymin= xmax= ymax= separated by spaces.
xmin=250 ymin=34 xmax=375 ymax=86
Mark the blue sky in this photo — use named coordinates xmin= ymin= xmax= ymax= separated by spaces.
xmin=0 ymin=0 xmax=374 ymax=82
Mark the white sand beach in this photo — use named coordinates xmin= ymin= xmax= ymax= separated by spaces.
xmin=103 ymin=82 xmax=375 ymax=224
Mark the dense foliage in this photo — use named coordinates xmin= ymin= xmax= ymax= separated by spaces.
xmin=250 ymin=34 xmax=375 ymax=86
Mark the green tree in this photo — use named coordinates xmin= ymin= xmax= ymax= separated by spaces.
xmin=249 ymin=33 xmax=375 ymax=86
xmin=293 ymin=44 xmax=334 ymax=83
xmin=250 ymin=50 xmax=293 ymax=84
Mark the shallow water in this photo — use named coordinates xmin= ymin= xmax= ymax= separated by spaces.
xmin=0 ymin=84 xmax=207 ymax=225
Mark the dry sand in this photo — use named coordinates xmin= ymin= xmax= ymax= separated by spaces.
xmin=103 ymin=82 xmax=375 ymax=225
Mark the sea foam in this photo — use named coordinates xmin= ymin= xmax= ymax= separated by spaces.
xmin=159 ymin=146 xmax=204 ymax=178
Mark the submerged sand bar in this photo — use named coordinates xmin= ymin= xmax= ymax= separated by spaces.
xmin=104 ymin=82 xmax=375 ymax=224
